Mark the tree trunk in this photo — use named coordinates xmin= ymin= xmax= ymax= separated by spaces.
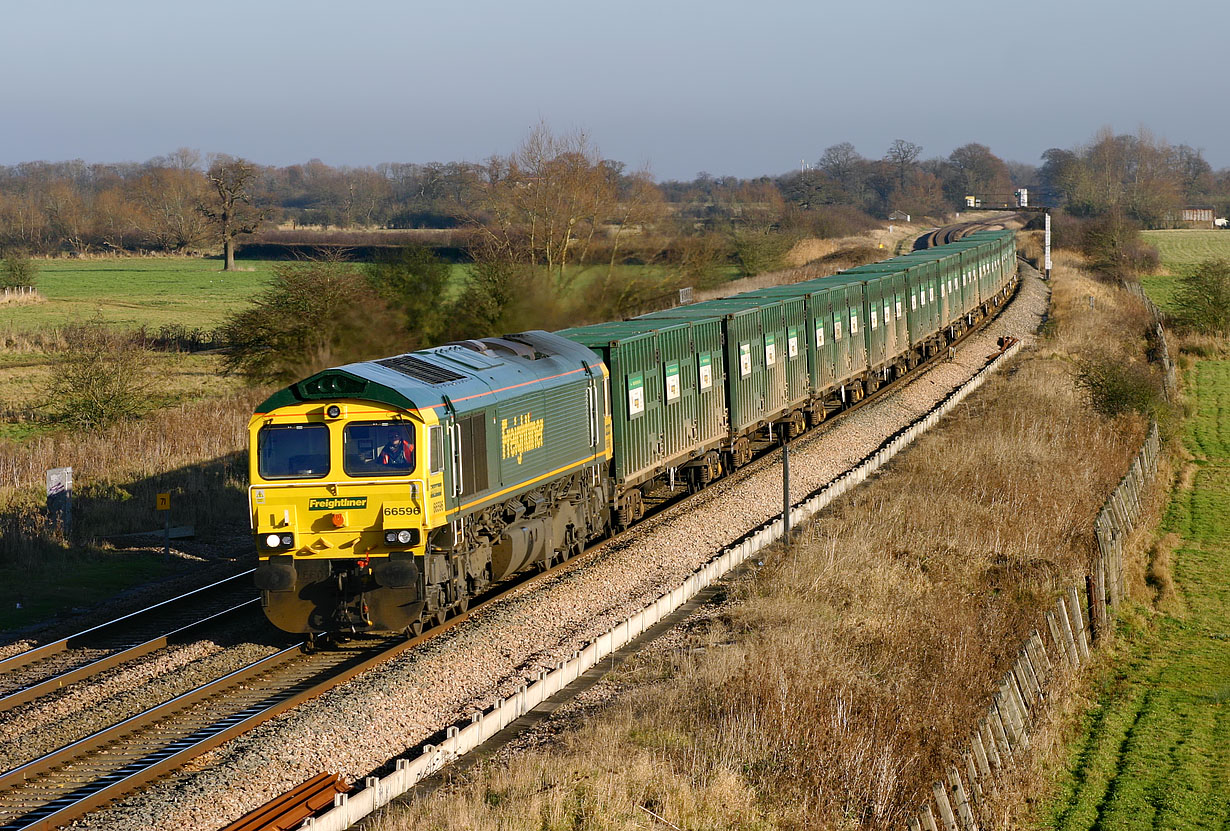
xmin=224 ymin=236 xmax=236 ymax=271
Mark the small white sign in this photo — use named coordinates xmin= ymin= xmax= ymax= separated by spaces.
xmin=739 ymin=343 xmax=752 ymax=377
xmin=665 ymin=370 xmax=681 ymax=402
xmin=815 ymin=325 xmax=824 ymax=347
xmin=788 ymin=334 xmax=798 ymax=358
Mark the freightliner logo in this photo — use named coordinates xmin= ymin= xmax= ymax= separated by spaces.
xmin=308 ymin=497 xmax=367 ymax=511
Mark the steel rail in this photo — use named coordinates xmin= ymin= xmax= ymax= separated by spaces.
xmin=219 ymin=772 xmax=348 ymax=831
xmin=0 ymin=599 xmax=259 ymax=714
xmin=0 ymin=569 xmax=256 ymax=674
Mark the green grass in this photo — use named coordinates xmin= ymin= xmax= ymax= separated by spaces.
xmin=0 ymin=257 xmax=278 ymax=333
xmin=1140 ymin=231 xmax=1230 ymax=314
xmin=1141 ymin=230 xmax=1230 ymax=267
xmin=1040 ymin=359 xmax=1230 ymax=830
xmin=0 ymin=552 xmax=180 ymax=632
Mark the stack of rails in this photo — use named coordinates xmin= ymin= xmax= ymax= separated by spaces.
xmin=247 ymin=231 xmax=1017 ymax=636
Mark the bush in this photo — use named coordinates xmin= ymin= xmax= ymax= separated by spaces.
xmin=220 ymin=261 xmax=404 ymax=384
xmin=730 ymin=230 xmax=795 ymax=277
xmin=1077 ymin=212 xmax=1159 ymax=280
xmin=2 ymin=249 xmax=37 ymax=288
xmin=44 ymin=323 xmax=154 ymax=428
xmin=364 ymin=246 xmax=453 ymax=347
xmin=1073 ymin=354 xmax=1161 ymax=418
xmin=1172 ymin=258 xmax=1230 ymax=336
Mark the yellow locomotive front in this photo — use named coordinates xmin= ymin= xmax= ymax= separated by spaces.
xmin=249 ymin=397 xmax=447 ymax=635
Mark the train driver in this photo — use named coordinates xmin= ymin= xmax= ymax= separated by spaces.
xmin=375 ymin=428 xmax=414 ymax=469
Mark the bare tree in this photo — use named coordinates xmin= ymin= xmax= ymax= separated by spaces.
xmin=818 ymin=142 xmax=864 ymax=197
xmin=471 ymin=123 xmax=622 ymax=293
xmin=885 ymin=139 xmax=922 ymax=192
xmin=198 ymin=155 xmax=266 ymax=271
xmin=134 ymin=167 xmax=210 ymax=251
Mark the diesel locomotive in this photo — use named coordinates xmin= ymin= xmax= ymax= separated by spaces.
xmin=250 ymin=230 xmax=1018 ymax=636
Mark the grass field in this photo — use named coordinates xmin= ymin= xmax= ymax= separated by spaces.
xmin=0 ymin=257 xmax=279 ymax=334
xmin=1038 ymin=239 xmax=1230 ymax=830
xmin=1041 ymin=360 xmax=1230 ymax=830
xmin=1140 ymin=230 xmax=1230 ymax=311
xmin=1141 ymin=229 xmax=1230 ymax=267
xmin=0 ymin=553 xmax=179 ymax=632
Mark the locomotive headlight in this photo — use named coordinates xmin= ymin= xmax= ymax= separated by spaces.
xmin=326 ymin=404 xmax=342 ymax=419
xmin=280 ymin=534 xmax=293 ymax=547
xmin=384 ymin=531 xmax=397 ymax=544
xmin=264 ymin=533 xmax=281 ymax=548
xmin=396 ymin=530 xmax=413 ymax=545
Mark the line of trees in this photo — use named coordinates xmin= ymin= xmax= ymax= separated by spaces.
xmin=1039 ymin=128 xmax=1228 ymax=227
xmin=14 ymin=132 xmax=1211 ymax=262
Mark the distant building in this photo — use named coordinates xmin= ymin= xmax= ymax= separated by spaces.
xmin=888 ymin=210 xmax=910 ymax=222
xmin=1180 ymin=207 xmax=1215 ymax=228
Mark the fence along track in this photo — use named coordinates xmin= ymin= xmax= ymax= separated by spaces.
xmin=907 ymin=279 xmax=1173 ymax=831
xmin=295 ymin=334 xmax=1029 ymax=831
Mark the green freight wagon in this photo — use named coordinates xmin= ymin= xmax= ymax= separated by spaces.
xmin=740 ymin=280 xmax=862 ymax=418
xmin=635 ymin=294 xmax=812 ymax=461
xmin=558 ymin=318 xmax=727 ymax=507
xmin=829 ymin=263 xmax=914 ymax=377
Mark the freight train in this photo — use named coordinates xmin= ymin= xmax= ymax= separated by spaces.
xmin=249 ymin=230 xmax=1018 ymax=636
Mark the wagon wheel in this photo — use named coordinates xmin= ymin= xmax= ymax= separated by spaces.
xmin=404 ymin=616 xmax=424 ymax=639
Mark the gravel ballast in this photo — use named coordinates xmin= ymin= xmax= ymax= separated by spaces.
xmin=75 ymin=268 xmax=1049 ymax=831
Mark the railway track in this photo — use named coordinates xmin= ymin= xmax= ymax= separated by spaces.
xmin=0 ymin=571 xmax=258 ymax=714
xmin=914 ymin=215 xmax=1019 ymax=250
xmin=0 ymin=264 xmax=1024 ymax=830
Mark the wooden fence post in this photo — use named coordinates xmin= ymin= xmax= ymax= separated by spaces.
xmin=1067 ymin=585 xmax=1091 ymax=661
xmin=971 ymin=730 xmax=993 ymax=781
xmin=1046 ymin=610 xmax=1072 ymax=669
xmin=948 ymin=767 xmax=979 ymax=831
xmin=1055 ymin=599 xmax=1081 ymax=667
xmin=979 ymin=719 xmax=1002 ymax=771
xmin=932 ymin=781 xmax=959 ymax=831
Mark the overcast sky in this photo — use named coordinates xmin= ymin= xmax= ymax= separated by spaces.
xmin=1 ymin=0 xmax=1225 ymax=180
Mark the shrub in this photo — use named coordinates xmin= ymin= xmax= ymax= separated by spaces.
xmin=220 ymin=261 xmax=404 ymax=384
xmin=1073 ymin=354 xmax=1161 ymax=418
xmin=364 ymin=246 xmax=453 ymax=347
xmin=44 ymin=323 xmax=154 ymax=428
xmin=1 ymin=249 xmax=37 ymax=288
xmin=730 ymin=230 xmax=795 ymax=277
xmin=1172 ymin=258 xmax=1230 ymax=336
xmin=1078 ymin=212 xmax=1159 ymax=281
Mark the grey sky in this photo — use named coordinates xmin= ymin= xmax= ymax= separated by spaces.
xmin=1 ymin=0 xmax=1225 ymax=179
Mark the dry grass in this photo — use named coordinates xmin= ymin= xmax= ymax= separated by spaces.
xmin=0 ymin=387 xmax=265 ymax=579
xmin=368 ymin=256 xmax=1153 ymax=830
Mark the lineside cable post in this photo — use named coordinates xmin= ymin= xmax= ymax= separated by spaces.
xmin=782 ymin=438 xmax=791 ymax=547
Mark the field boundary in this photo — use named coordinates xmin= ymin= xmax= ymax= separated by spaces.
xmin=297 ymin=342 xmax=1027 ymax=830
xmin=907 ymin=280 xmax=1172 ymax=831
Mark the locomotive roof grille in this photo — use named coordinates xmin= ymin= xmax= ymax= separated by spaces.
xmin=376 ymin=354 xmax=466 ymax=384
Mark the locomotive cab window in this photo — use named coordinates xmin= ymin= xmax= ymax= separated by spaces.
xmin=258 ymin=423 xmax=330 ymax=479
xmin=344 ymin=421 xmax=416 ymax=476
